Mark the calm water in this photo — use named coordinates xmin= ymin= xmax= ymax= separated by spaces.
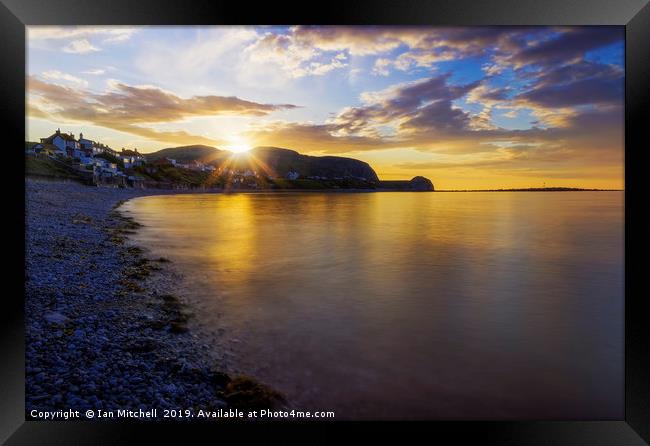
xmin=123 ymin=191 xmax=623 ymax=419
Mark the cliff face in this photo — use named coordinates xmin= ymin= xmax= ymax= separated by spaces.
xmin=380 ymin=177 xmax=435 ymax=191
xmin=409 ymin=176 xmax=435 ymax=191
xmin=144 ymin=145 xmax=227 ymax=163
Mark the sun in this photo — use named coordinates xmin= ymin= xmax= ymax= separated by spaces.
xmin=227 ymin=143 xmax=252 ymax=154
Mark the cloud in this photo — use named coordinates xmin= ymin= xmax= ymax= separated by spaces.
xmin=372 ymin=59 xmax=392 ymax=76
xmin=360 ymin=26 xmax=622 ymax=77
xmin=400 ymin=99 xmax=472 ymax=134
xmin=29 ymin=27 xmax=137 ymax=55
xmin=530 ymin=59 xmax=622 ymax=87
xmin=245 ymin=67 xmax=622 ymax=162
xmin=514 ymin=60 xmax=623 ymax=108
xmin=28 ymin=76 xmax=297 ymax=145
xmin=372 ymin=50 xmax=455 ymax=75
xmin=40 ymin=70 xmax=88 ymax=87
xmin=244 ymin=26 xmax=523 ymax=79
xmin=63 ymin=39 xmax=100 ymax=54
xmin=28 ymin=26 xmax=137 ymax=41
xmin=288 ymin=26 xmax=413 ymax=56
xmin=475 ymin=86 xmax=511 ymax=102
xmin=368 ymin=27 xmax=620 ymax=81
xmin=245 ymin=121 xmax=391 ymax=153
xmin=281 ymin=26 xmax=559 ymax=78
xmin=99 ymin=124 xmax=226 ymax=147
xmin=287 ymin=26 xmax=525 ymax=57
xmin=519 ymin=77 xmax=623 ymax=108
xmin=335 ymin=74 xmax=480 ymax=138
xmin=248 ymin=26 xmax=523 ymax=78
xmin=102 ymin=32 xmax=134 ymax=44
xmin=90 ymin=82 xmax=298 ymax=122
xmin=475 ymin=28 xmax=623 ymax=130
xmin=271 ymin=26 xmax=510 ymax=79
xmin=129 ymin=26 xmax=622 ymax=92
xmin=82 ymin=69 xmax=105 ymax=75
xmin=464 ymin=83 xmax=516 ymax=130
xmin=243 ymin=32 xmax=348 ymax=78
xmin=246 ymin=74 xmax=483 ymax=152
xmin=241 ymin=32 xmax=624 ymax=160
xmin=504 ymin=27 xmax=623 ymax=69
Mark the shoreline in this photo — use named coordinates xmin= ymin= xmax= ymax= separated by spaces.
xmin=25 ymin=178 xmax=284 ymax=418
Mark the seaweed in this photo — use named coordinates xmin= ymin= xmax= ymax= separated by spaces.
xmin=220 ymin=375 xmax=285 ymax=410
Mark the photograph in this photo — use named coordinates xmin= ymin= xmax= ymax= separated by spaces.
xmin=23 ymin=24 xmax=625 ymax=423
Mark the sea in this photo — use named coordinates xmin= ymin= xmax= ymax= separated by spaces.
xmin=123 ymin=191 xmax=623 ymax=419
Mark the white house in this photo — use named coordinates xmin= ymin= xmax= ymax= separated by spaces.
xmin=41 ymin=129 xmax=80 ymax=151
xmin=40 ymin=129 xmax=77 ymax=155
xmin=77 ymin=152 xmax=94 ymax=165
xmin=181 ymin=160 xmax=209 ymax=171
xmin=78 ymin=132 xmax=94 ymax=151
xmin=92 ymin=143 xmax=118 ymax=158
xmin=92 ymin=158 xmax=111 ymax=169
xmin=286 ymin=171 xmax=300 ymax=180
xmin=119 ymin=155 xmax=134 ymax=169
xmin=118 ymin=148 xmax=146 ymax=168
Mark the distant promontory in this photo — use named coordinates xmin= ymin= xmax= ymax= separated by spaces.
xmin=143 ymin=145 xmax=434 ymax=191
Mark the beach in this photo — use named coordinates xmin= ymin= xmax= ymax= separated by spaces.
xmin=25 ymin=179 xmax=282 ymax=417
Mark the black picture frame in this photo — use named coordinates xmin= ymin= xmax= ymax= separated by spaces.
xmin=2 ymin=0 xmax=648 ymax=443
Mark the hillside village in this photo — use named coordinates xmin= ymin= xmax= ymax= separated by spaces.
xmin=26 ymin=129 xmax=217 ymax=188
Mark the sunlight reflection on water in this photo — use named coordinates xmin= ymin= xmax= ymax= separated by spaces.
xmin=124 ymin=191 xmax=623 ymax=419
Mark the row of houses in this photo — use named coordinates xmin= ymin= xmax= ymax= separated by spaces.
xmin=28 ymin=129 xmax=148 ymax=187
xmin=32 ymin=129 xmax=147 ymax=168
xmin=216 ymin=167 xmax=257 ymax=177
xmin=158 ymin=158 xmax=216 ymax=173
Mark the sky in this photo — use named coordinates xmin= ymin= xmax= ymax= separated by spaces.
xmin=26 ymin=26 xmax=624 ymax=189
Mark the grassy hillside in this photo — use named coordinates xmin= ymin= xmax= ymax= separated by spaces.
xmin=26 ymin=157 xmax=85 ymax=181
xmin=132 ymin=165 xmax=222 ymax=188
xmin=247 ymin=147 xmax=380 ymax=182
xmin=144 ymin=145 xmax=226 ymax=163
xmin=144 ymin=145 xmax=380 ymax=183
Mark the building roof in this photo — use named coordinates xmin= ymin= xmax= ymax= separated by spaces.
xmin=42 ymin=130 xmax=77 ymax=144
xmin=120 ymin=149 xmax=141 ymax=157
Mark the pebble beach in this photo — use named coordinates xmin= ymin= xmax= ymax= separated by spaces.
xmin=25 ymin=179 xmax=283 ymax=418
